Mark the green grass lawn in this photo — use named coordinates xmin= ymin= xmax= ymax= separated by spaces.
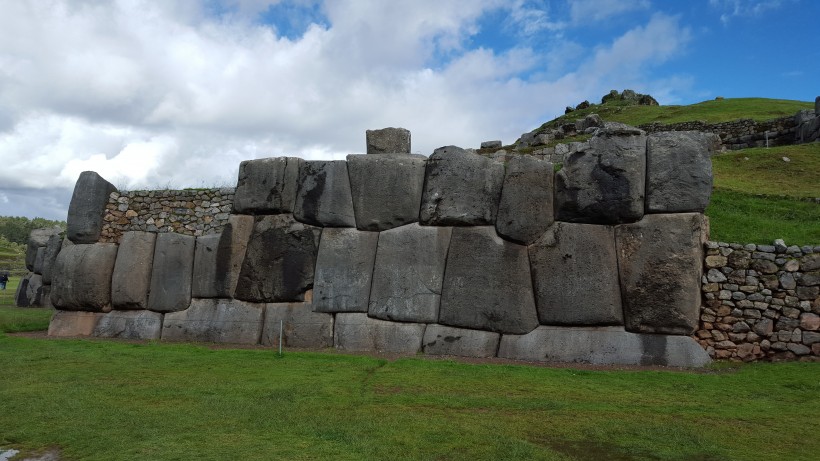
xmin=0 ymin=277 xmax=54 ymax=333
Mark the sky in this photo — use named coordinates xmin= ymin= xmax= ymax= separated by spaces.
xmin=0 ymin=0 xmax=817 ymax=221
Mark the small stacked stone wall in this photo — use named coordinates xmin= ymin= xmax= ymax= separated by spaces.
xmin=100 ymin=188 xmax=235 ymax=243
xmin=697 ymin=242 xmax=820 ymax=361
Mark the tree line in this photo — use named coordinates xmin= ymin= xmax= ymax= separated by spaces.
xmin=0 ymin=216 xmax=67 ymax=245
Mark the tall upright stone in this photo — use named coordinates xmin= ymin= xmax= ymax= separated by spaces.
xmin=293 ymin=160 xmax=356 ymax=227
xmin=366 ymin=127 xmax=411 ymax=155
xmin=112 ymin=232 xmax=156 ymax=310
xmin=313 ymin=228 xmax=379 ymax=313
xmin=346 ymin=153 xmax=426 ymax=231
xmin=555 ymin=126 xmax=646 ymax=224
xmin=419 ymin=147 xmax=504 ymax=226
xmin=232 ymin=157 xmax=302 ymax=214
xmin=15 ymin=275 xmax=30 ymax=307
xmin=495 ymin=156 xmax=554 ymax=245
xmin=26 ymin=227 xmax=62 ymax=271
xmin=235 ymin=215 xmax=318 ymax=303
xmin=50 ymin=243 xmax=118 ymax=311
xmin=67 ymin=171 xmax=117 ymax=243
xmin=147 ymin=233 xmax=195 ymax=313
xmin=213 ymin=214 xmax=254 ymax=298
xmin=368 ymin=223 xmax=451 ymax=323
xmin=646 ymin=131 xmax=715 ymax=213
xmin=191 ymin=233 xmax=222 ymax=298
xmin=41 ymin=234 xmax=64 ymax=284
xmin=615 ymin=213 xmax=706 ymax=335
xmin=528 ymin=223 xmax=623 ymax=325
xmin=439 ymin=227 xmax=538 ymax=334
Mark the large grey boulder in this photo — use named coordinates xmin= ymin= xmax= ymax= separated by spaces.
xmin=25 ymin=273 xmax=44 ymax=306
xmin=368 ymin=223 xmax=451 ymax=323
xmin=14 ymin=274 xmax=30 ymax=307
xmin=334 ymin=313 xmax=426 ymax=354
xmin=162 ymin=298 xmax=264 ymax=344
xmin=366 ymin=127 xmax=411 ymax=154
xmin=93 ymin=310 xmax=163 ymax=340
xmin=346 ymin=153 xmax=427 ymax=231
xmin=555 ymin=126 xmax=646 ymax=224
xmin=212 ymin=214 xmax=254 ymax=298
xmin=481 ymin=140 xmax=502 ymax=149
xmin=147 ymin=233 xmax=195 ymax=313
xmin=48 ymin=311 xmax=103 ymax=337
xmin=232 ymin=157 xmax=302 ymax=214
xmin=32 ymin=247 xmax=46 ymax=275
xmin=439 ymin=227 xmax=538 ymax=334
xmin=26 ymin=226 xmax=62 ymax=271
xmin=235 ymin=215 xmax=318 ymax=303
xmin=41 ymin=234 xmax=64 ymax=284
xmin=111 ymin=231 xmax=156 ymax=310
xmin=191 ymin=233 xmax=221 ymax=298
xmin=293 ymin=160 xmax=356 ymax=227
xmin=615 ymin=213 xmax=706 ymax=335
xmin=495 ymin=156 xmax=554 ymax=245
xmin=575 ymin=114 xmax=603 ymax=132
xmin=313 ymin=228 xmax=379 ymax=313
xmin=419 ymin=147 xmax=504 ymax=226
xmin=423 ymin=325 xmax=500 ymax=358
xmin=66 ymin=171 xmax=117 ymax=243
xmin=498 ymin=326 xmax=711 ymax=367
xmin=528 ymin=223 xmax=623 ymax=325
xmin=646 ymin=131 xmax=715 ymax=213
xmin=262 ymin=301 xmax=334 ymax=348
xmin=51 ymin=243 xmax=118 ymax=311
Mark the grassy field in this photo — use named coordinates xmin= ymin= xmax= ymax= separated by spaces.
xmin=0 ymin=277 xmax=54 ymax=333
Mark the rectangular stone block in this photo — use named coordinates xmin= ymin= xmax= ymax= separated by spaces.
xmin=423 ymin=325 xmax=500 ymax=358
xmin=191 ymin=233 xmax=221 ymax=298
xmin=646 ymin=131 xmax=715 ymax=213
xmin=313 ymin=228 xmax=378 ymax=313
xmin=162 ymin=298 xmax=264 ymax=344
xmin=48 ymin=310 xmax=103 ymax=337
xmin=93 ymin=310 xmax=163 ymax=340
xmin=232 ymin=157 xmax=302 ymax=214
xmin=334 ymin=313 xmax=425 ymax=354
xmin=212 ymin=214 xmax=254 ymax=298
xmin=293 ymin=160 xmax=356 ymax=227
xmin=147 ymin=233 xmax=195 ymax=312
xmin=366 ymin=127 xmax=411 ymax=154
xmin=262 ymin=302 xmax=334 ymax=349
xmin=51 ymin=243 xmax=118 ymax=311
xmin=495 ymin=155 xmax=554 ymax=245
xmin=112 ymin=231 xmax=156 ymax=310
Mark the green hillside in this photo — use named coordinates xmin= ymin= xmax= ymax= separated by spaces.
xmin=0 ymin=236 xmax=25 ymax=277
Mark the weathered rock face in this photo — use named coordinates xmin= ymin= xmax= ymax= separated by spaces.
xmin=26 ymin=227 xmax=62 ymax=271
xmin=293 ymin=160 xmax=356 ymax=227
xmin=162 ymin=298 xmax=264 ymax=344
xmin=555 ymin=126 xmax=646 ymax=224
xmin=528 ymin=223 xmax=623 ymax=325
xmin=213 ymin=214 xmax=254 ymax=298
xmin=368 ymin=224 xmax=451 ymax=323
xmin=14 ymin=276 xmax=30 ymax=307
xmin=334 ymin=313 xmax=426 ymax=353
xmin=495 ymin=156 xmax=554 ymax=245
xmin=423 ymin=325 xmax=500 ymax=358
xmin=111 ymin=231 xmax=156 ymax=310
xmin=41 ymin=234 xmax=64 ymax=284
xmin=25 ymin=274 xmax=44 ymax=306
xmin=615 ymin=213 xmax=706 ymax=335
xmin=191 ymin=234 xmax=222 ymax=298
xmin=575 ymin=114 xmax=603 ymax=132
xmin=48 ymin=311 xmax=103 ymax=337
xmin=67 ymin=171 xmax=117 ymax=243
xmin=419 ymin=147 xmax=504 ymax=226
xmin=32 ymin=247 xmax=46 ymax=275
xmin=366 ymin=127 xmax=411 ymax=154
xmin=646 ymin=131 xmax=715 ymax=213
xmin=232 ymin=157 xmax=302 ymax=214
xmin=313 ymin=228 xmax=379 ymax=313
xmin=235 ymin=215 xmax=317 ymax=303
xmin=51 ymin=243 xmax=118 ymax=311
xmin=262 ymin=302 xmax=334 ymax=348
xmin=147 ymin=233 xmax=195 ymax=313
xmin=439 ymin=227 xmax=538 ymax=334
xmin=346 ymin=154 xmax=427 ymax=231
xmin=93 ymin=310 xmax=163 ymax=340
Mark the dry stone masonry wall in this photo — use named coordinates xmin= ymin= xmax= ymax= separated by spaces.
xmin=22 ymin=125 xmax=774 ymax=367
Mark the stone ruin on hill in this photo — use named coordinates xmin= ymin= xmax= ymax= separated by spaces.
xmin=20 ymin=126 xmax=722 ymax=367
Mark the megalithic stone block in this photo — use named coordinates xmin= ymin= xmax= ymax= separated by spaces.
xmin=528 ymin=223 xmax=623 ymax=326
xmin=262 ymin=301 xmax=334 ymax=348
xmin=368 ymin=223 xmax=451 ymax=323
xmin=15 ymin=273 xmax=31 ymax=307
xmin=232 ymin=157 xmax=302 ymax=214
xmin=191 ymin=233 xmax=222 ymax=298
xmin=26 ymin=226 xmax=62 ymax=271
xmin=334 ymin=313 xmax=426 ymax=354
xmin=213 ymin=214 xmax=254 ymax=298
xmin=419 ymin=146 xmax=504 ymax=226
xmin=555 ymin=125 xmax=646 ymax=224
xmin=646 ymin=131 xmax=715 ymax=213
xmin=67 ymin=171 xmax=117 ymax=243
xmin=111 ymin=231 xmax=156 ymax=310
xmin=346 ymin=153 xmax=427 ymax=231
xmin=41 ymin=234 xmax=64 ymax=284
xmin=615 ymin=213 xmax=706 ymax=335
xmin=162 ymin=298 xmax=264 ymax=344
xmin=495 ymin=155 xmax=554 ymax=245
xmin=93 ymin=310 xmax=163 ymax=340
xmin=26 ymin=273 xmax=44 ymax=306
xmin=439 ymin=227 xmax=538 ymax=334
xmin=147 ymin=233 xmax=195 ymax=312
xmin=235 ymin=215 xmax=318 ymax=303
xmin=50 ymin=243 xmax=118 ymax=311
xmin=293 ymin=160 xmax=356 ymax=227
xmin=366 ymin=127 xmax=411 ymax=154
xmin=313 ymin=228 xmax=379 ymax=313
xmin=423 ymin=325 xmax=500 ymax=358
xmin=48 ymin=311 xmax=104 ymax=337
xmin=33 ymin=247 xmax=46 ymax=275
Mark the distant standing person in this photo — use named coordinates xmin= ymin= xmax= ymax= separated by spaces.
xmin=0 ymin=272 xmax=8 ymax=290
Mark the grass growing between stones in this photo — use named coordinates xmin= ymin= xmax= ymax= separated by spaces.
xmin=0 ymin=277 xmax=53 ymax=333
xmin=0 ymin=335 xmax=818 ymax=461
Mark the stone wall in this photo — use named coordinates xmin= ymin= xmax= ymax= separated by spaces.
xmin=697 ymin=241 xmax=820 ymax=361
xmin=30 ymin=127 xmax=726 ymax=367
xmin=99 ymin=188 xmax=235 ymax=243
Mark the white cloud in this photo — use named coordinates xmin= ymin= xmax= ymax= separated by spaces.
xmin=709 ymin=0 xmax=790 ymax=24
xmin=570 ymin=0 xmax=650 ymax=24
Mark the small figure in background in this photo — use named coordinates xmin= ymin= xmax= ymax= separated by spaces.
xmin=0 ymin=271 xmax=8 ymax=290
